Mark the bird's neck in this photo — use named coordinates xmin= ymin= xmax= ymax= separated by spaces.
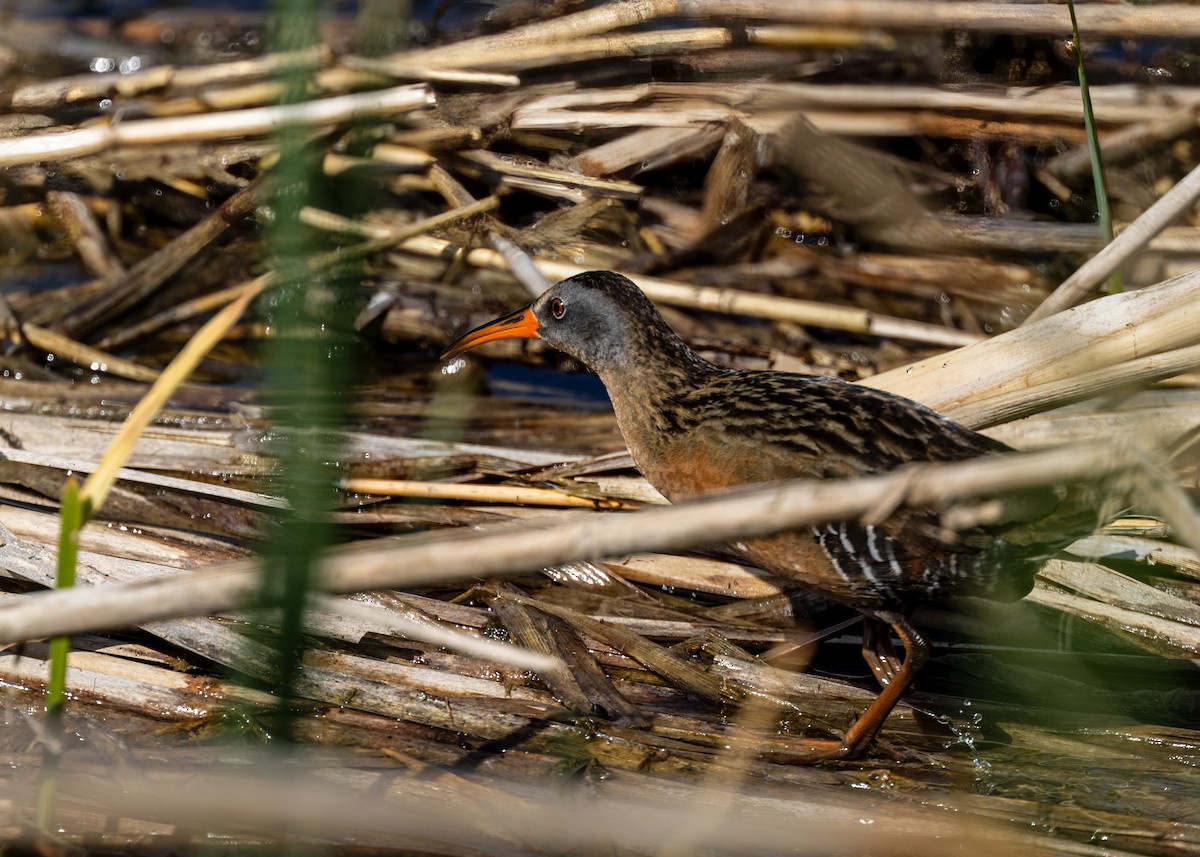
xmin=595 ymin=338 xmax=721 ymax=463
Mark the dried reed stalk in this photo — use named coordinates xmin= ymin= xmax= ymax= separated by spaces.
xmin=342 ymin=477 xmax=634 ymax=509
xmin=0 ymin=441 xmax=1177 ymax=645
xmin=20 ymin=324 xmax=161 ymax=384
xmin=697 ymin=0 xmax=1200 ymax=38
xmin=0 ymin=84 xmax=432 ymax=168
xmin=399 ymin=235 xmax=981 ymax=347
xmin=867 ymin=269 xmax=1200 ymax=421
xmin=307 ymin=595 xmax=558 ymax=671
xmin=950 ymin=344 xmax=1200 ymax=429
xmin=0 ymin=448 xmax=286 ymax=510
xmin=519 ymin=81 xmax=1200 ymax=127
xmin=9 ymin=46 xmax=330 ymax=110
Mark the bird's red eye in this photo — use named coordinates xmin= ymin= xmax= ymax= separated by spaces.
xmin=550 ymin=297 xmax=566 ymax=319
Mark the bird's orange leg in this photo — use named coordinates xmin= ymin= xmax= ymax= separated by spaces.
xmin=861 ymin=617 xmax=903 ymax=687
xmin=774 ymin=611 xmax=929 ymax=762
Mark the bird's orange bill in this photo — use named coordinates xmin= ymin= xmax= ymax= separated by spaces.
xmin=442 ymin=306 xmax=540 ymax=360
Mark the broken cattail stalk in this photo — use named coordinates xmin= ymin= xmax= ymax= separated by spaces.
xmin=341 ymin=478 xmax=634 ymax=510
xmin=0 ymin=441 xmax=1172 ymax=645
xmin=0 ymin=84 xmax=433 ymax=168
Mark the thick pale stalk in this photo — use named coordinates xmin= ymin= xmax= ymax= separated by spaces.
xmin=865 ymin=269 xmax=1200 ymax=418
xmin=0 ymin=442 xmax=1180 ymax=645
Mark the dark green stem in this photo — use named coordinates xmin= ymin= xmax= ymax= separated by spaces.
xmin=38 ymin=479 xmax=86 ymax=828
xmin=258 ymin=0 xmax=365 ymax=742
xmin=1067 ymin=0 xmax=1121 ymax=293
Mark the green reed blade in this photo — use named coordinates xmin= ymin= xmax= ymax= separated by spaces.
xmin=1067 ymin=0 xmax=1121 ymax=293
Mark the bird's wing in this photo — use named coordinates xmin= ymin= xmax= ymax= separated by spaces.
xmin=679 ymin=372 xmax=1108 ymax=601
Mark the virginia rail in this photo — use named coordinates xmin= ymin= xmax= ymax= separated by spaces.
xmin=443 ymin=271 xmax=1103 ymax=761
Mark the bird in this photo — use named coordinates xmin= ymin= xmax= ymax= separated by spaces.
xmin=442 ymin=270 xmax=1106 ymax=761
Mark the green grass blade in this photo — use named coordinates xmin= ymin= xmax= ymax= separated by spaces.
xmin=257 ymin=0 xmax=364 ymax=741
xmin=37 ymin=477 xmax=84 ymax=828
xmin=1067 ymin=0 xmax=1121 ymax=293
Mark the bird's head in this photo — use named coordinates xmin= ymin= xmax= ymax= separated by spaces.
xmin=442 ymin=271 xmax=670 ymax=373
